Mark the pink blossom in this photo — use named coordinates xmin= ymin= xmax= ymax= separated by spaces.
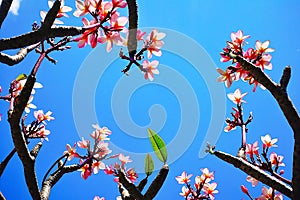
xmin=202 ymin=182 xmax=218 ymax=200
xmin=261 ymin=134 xmax=278 ymax=148
xmin=257 ymin=187 xmax=283 ymax=200
xmin=145 ymin=29 xmax=166 ymax=58
xmin=73 ymin=0 xmax=91 ymax=17
xmin=227 ymin=88 xmax=247 ymax=105
xmin=255 ymin=40 xmax=275 ymax=54
xmin=79 ymin=163 xmax=92 ymax=180
xmin=93 ymin=196 xmax=105 ymax=200
xmin=256 ymin=53 xmax=273 ymax=70
xmin=245 ymin=141 xmax=259 ymax=159
xmin=77 ymin=137 xmax=90 ymax=149
xmin=216 ymin=68 xmax=235 ymax=88
xmin=200 ymin=168 xmax=214 ymax=183
xmin=142 ymin=60 xmax=159 ymax=81
xmin=74 ymin=18 xmax=99 ymax=48
xmin=230 ymin=30 xmax=250 ymax=47
xmin=270 ymin=152 xmax=285 ymax=167
xmin=175 ymin=171 xmax=193 ymax=184
xmin=92 ymin=161 xmax=105 ymax=174
xmin=112 ymin=0 xmax=127 ymax=8
xmin=98 ymin=32 xmax=123 ymax=52
xmin=34 ymin=110 xmax=55 ymax=123
xmin=246 ymin=176 xmax=259 ymax=187
xmin=64 ymin=143 xmax=79 ymax=161
xmin=118 ymin=154 xmax=132 ymax=167
xmin=25 ymin=96 xmax=37 ymax=114
xmin=179 ymin=186 xmax=190 ymax=197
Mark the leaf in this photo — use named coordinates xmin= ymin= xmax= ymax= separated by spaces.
xmin=148 ymin=128 xmax=168 ymax=163
xmin=144 ymin=153 xmax=154 ymax=176
xmin=15 ymin=73 xmax=27 ymax=81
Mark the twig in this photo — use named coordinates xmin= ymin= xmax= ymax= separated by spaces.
xmin=0 ymin=0 xmax=13 ymax=28
xmin=0 ymin=148 xmax=16 ymax=177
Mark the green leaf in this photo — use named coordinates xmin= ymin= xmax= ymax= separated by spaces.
xmin=15 ymin=74 xmax=27 ymax=81
xmin=144 ymin=153 xmax=154 ymax=176
xmin=148 ymin=128 xmax=168 ymax=163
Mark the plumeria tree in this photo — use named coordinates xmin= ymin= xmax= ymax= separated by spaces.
xmin=0 ymin=1 xmax=299 ymax=200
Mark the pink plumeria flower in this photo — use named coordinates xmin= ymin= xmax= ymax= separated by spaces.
xmin=227 ymin=88 xmax=247 ymax=105
xmin=17 ymin=79 xmax=43 ymax=95
xmin=94 ymin=141 xmax=112 ymax=158
xmin=40 ymin=0 xmax=72 ymax=25
xmin=175 ymin=171 xmax=193 ymax=184
xmin=257 ymin=187 xmax=283 ymax=200
xmin=216 ymin=68 xmax=235 ymax=88
xmin=230 ymin=30 xmax=250 ymax=47
xmin=179 ymin=186 xmax=190 ymax=197
xmin=36 ymin=126 xmax=51 ymax=141
xmin=261 ymin=134 xmax=278 ymax=148
xmin=64 ymin=143 xmax=79 ymax=161
xmin=98 ymin=32 xmax=123 ymax=52
xmin=194 ymin=176 xmax=201 ymax=190
xmin=245 ymin=141 xmax=259 ymax=159
xmin=145 ymin=29 xmax=166 ymax=59
xmin=137 ymin=29 xmax=146 ymax=41
xmin=118 ymin=154 xmax=132 ymax=167
xmin=91 ymin=124 xmax=112 ymax=141
xmin=256 ymin=53 xmax=273 ymax=71
xmin=25 ymin=96 xmax=37 ymax=113
xmin=74 ymin=18 xmax=99 ymax=48
xmin=224 ymin=122 xmax=236 ymax=132
xmin=94 ymin=196 xmax=105 ymax=200
xmin=77 ymin=137 xmax=90 ymax=149
xmin=110 ymin=12 xmax=128 ymax=32
xmin=126 ymin=168 xmax=138 ymax=183
xmin=246 ymin=176 xmax=259 ymax=187
xmin=112 ymin=0 xmax=127 ymax=8
xmin=73 ymin=0 xmax=91 ymax=17
xmin=34 ymin=110 xmax=55 ymax=123
xmin=103 ymin=165 xmax=115 ymax=175
xmin=200 ymin=168 xmax=214 ymax=183
xmin=270 ymin=152 xmax=285 ymax=167
xmin=79 ymin=162 xmax=92 ymax=180
xmin=142 ymin=60 xmax=159 ymax=81
xmin=92 ymin=161 xmax=105 ymax=174
xmin=255 ymin=40 xmax=275 ymax=54
xmin=202 ymin=182 xmax=218 ymax=200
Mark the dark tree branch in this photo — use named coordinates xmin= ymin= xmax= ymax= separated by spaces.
xmin=0 ymin=148 xmax=16 ymax=177
xmin=0 ymin=191 xmax=6 ymax=200
xmin=30 ymin=142 xmax=43 ymax=159
xmin=0 ymin=0 xmax=13 ymax=28
xmin=118 ymin=169 xmax=144 ymax=200
xmin=0 ymin=43 xmax=39 ymax=66
xmin=210 ymin=149 xmax=292 ymax=198
xmin=40 ymin=164 xmax=80 ymax=200
xmin=144 ymin=164 xmax=169 ymax=199
xmin=126 ymin=0 xmax=138 ymax=59
xmin=234 ymin=55 xmax=300 ymax=199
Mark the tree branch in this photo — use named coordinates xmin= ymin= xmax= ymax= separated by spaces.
xmin=30 ymin=142 xmax=43 ymax=159
xmin=235 ymin=55 xmax=300 ymax=199
xmin=0 ymin=43 xmax=39 ymax=66
xmin=126 ymin=0 xmax=138 ymax=58
xmin=0 ymin=191 xmax=6 ymax=200
xmin=40 ymin=164 xmax=80 ymax=200
xmin=210 ymin=150 xmax=292 ymax=198
xmin=0 ymin=0 xmax=13 ymax=28
xmin=0 ymin=148 xmax=16 ymax=177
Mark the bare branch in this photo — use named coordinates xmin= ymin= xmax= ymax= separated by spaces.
xmin=0 ymin=0 xmax=13 ymax=28
xmin=0 ymin=148 xmax=16 ymax=177
xmin=280 ymin=66 xmax=291 ymax=90
xmin=30 ymin=142 xmax=43 ymax=159
xmin=126 ymin=0 xmax=138 ymax=58
xmin=211 ymin=150 xmax=292 ymax=198
xmin=0 ymin=191 xmax=6 ymax=200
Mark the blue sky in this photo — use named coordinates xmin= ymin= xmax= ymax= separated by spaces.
xmin=1 ymin=0 xmax=300 ymax=199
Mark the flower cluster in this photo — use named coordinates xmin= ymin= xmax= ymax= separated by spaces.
xmin=217 ymin=30 xmax=274 ymax=91
xmin=241 ymin=134 xmax=284 ymax=200
xmin=176 ymin=168 xmax=218 ymax=200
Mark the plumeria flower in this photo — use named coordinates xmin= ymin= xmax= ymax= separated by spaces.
xmin=257 ymin=186 xmax=283 ymax=200
xmin=142 ymin=60 xmax=159 ymax=81
xmin=40 ymin=0 xmax=72 ymax=25
xmin=261 ymin=134 xmax=278 ymax=148
xmin=270 ymin=152 xmax=285 ymax=167
xmin=73 ymin=0 xmax=91 ymax=17
xmin=216 ymin=68 xmax=235 ymax=88
xmin=179 ymin=186 xmax=190 ymax=197
xmin=145 ymin=29 xmax=166 ymax=59
xmin=126 ymin=168 xmax=138 ymax=183
xmin=245 ymin=141 xmax=259 ymax=159
xmin=64 ymin=143 xmax=79 ymax=161
xmin=202 ymin=182 xmax=218 ymax=200
xmin=25 ymin=96 xmax=37 ymax=113
xmin=118 ymin=154 xmax=132 ymax=167
xmin=224 ymin=122 xmax=236 ymax=132
xmin=200 ymin=168 xmax=214 ymax=183
xmin=110 ymin=13 xmax=128 ymax=32
xmin=112 ymin=0 xmax=127 ymax=8
xmin=90 ymin=0 xmax=113 ymax=20
xmin=92 ymin=161 xmax=105 ymax=174
xmin=104 ymin=165 xmax=115 ymax=175
xmin=91 ymin=124 xmax=112 ymax=141
xmin=94 ymin=196 xmax=105 ymax=200
xmin=255 ymin=40 xmax=275 ymax=54
xmin=77 ymin=137 xmax=90 ymax=149
xmin=230 ymin=30 xmax=250 ymax=47
xmin=246 ymin=176 xmax=259 ymax=187
xmin=79 ymin=162 xmax=92 ymax=180
xmin=94 ymin=141 xmax=112 ymax=158
xmin=36 ymin=125 xmax=51 ymax=141
xmin=175 ymin=171 xmax=193 ymax=184
xmin=227 ymin=88 xmax=247 ymax=105
xmin=256 ymin=53 xmax=273 ymax=71
xmin=14 ymin=79 xmax=42 ymax=96
xmin=98 ymin=32 xmax=123 ymax=52
xmin=74 ymin=18 xmax=99 ymax=48
xmin=34 ymin=110 xmax=55 ymax=123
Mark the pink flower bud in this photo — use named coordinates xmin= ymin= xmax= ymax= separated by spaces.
xmin=280 ymin=170 xmax=285 ymax=175
xmin=241 ymin=185 xmax=249 ymax=195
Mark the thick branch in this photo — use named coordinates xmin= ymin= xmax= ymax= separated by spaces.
xmin=0 ymin=0 xmax=13 ymax=28
xmin=0 ymin=43 xmax=39 ymax=66
xmin=30 ymin=142 xmax=43 ymax=159
xmin=126 ymin=0 xmax=138 ymax=58
xmin=8 ymin=75 xmax=40 ymax=200
xmin=0 ymin=148 xmax=16 ymax=177
xmin=211 ymin=150 xmax=292 ymax=198
xmin=118 ymin=169 xmax=144 ymax=200
xmin=144 ymin=164 xmax=169 ymax=199
xmin=0 ymin=191 xmax=6 ymax=200
xmin=235 ymin=56 xmax=300 ymax=199
xmin=40 ymin=164 xmax=80 ymax=200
